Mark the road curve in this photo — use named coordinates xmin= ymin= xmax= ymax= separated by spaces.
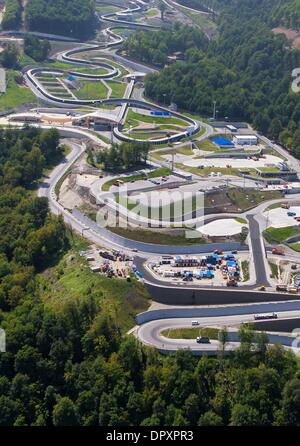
xmin=135 ymin=307 xmax=300 ymax=355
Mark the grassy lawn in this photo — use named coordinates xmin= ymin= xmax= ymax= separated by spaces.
xmin=236 ymin=217 xmax=248 ymax=224
xmin=269 ymin=261 xmax=279 ymax=279
xmin=151 ymin=145 xmax=193 ymax=161
xmin=161 ymin=327 xmax=220 ymax=340
xmin=195 ymin=138 xmax=218 ymax=151
xmin=38 ymin=236 xmax=150 ymax=332
xmin=70 ymin=67 xmax=108 ymax=76
xmin=122 ymin=132 xmax=166 ymax=141
xmin=0 ymin=71 xmax=36 ymax=112
xmin=115 ymin=192 xmax=201 ymax=219
xmin=96 ymin=5 xmax=121 ymax=13
xmin=176 ymin=163 xmax=240 ymax=178
xmin=289 ymin=242 xmax=300 ymax=252
xmin=106 ymin=80 xmax=127 ymax=98
xmin=101 ymin=167 xmax=172 ymax=191
xmin=145 ymin=8 xmax=159 ymax=17
xmin=241 ymin=260 xmax=250 ymax=282
xmin=76 ymin=80 xmax=108 ymax=100
xmin=107 ymin=226 xmax=207 ymax=245
xmin=126 ymin=109 xmax=188 ymax=126
xmin=266 ymin=202 xmax=288 ymax=211
xmin=258 ymin=167 xmax=281 ymax=173
xmin=227 ymin=189 xmax=281 ymax=210
xmin=264 ymin=226 xmax=298 ymax=244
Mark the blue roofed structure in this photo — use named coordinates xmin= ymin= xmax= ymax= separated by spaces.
xmin=212 ymin=137 xmax=234 ymax=147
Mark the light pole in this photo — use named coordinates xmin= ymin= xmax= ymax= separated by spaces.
xmin=213 ymin=100 xmax=217 ymax=120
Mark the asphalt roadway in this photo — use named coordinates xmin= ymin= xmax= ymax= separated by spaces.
xmin=135 ymin=305 xmax=300 ymax=355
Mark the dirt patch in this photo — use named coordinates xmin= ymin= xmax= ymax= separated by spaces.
xmin=292 ymin=37 xmax=300 ymax=49
xmin=272 ymin=27 xmax=300 ymax=49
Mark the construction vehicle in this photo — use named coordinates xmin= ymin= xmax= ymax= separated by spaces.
xmin=258 ymin=285 xmax=266 ymax=291
xmin=281 ymin=203 xmax=290 ymax=209
xmin=272 ymin=246 xmax=285 ymax=256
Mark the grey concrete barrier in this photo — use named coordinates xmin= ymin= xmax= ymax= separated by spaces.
xmin=142 ymin=282 xmax=300 ymax=308
xmin=136 ymin=300 xmax=300 ymax=325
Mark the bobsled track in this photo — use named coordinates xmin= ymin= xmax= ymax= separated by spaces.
xmin=23 ymin=0 xmax=200 ymax=145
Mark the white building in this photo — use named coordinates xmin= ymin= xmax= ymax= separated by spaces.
xmin=233 ymin=135 xmax=258 ymax=145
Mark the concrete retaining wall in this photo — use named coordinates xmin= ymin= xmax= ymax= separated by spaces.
xmin=141 ymin=283 xmax=300 ymax=312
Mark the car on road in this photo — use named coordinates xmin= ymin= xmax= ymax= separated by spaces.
xmin=191 ymin=321 xmax=199 ymax=326
xmin=196 ymin=337 xmax=211 ymax=344
xmin=287 ymin=211 xmax=296 ymax=217
xmin=254 ymin=313 xmax=278 ymax=320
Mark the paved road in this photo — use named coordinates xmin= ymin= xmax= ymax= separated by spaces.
xmin=246 ymin=214 xmax=271 ymax=287
xmin=136 ymin=306 xmax=300 ymax=355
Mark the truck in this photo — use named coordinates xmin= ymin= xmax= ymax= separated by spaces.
xmin=281 ymin=203 xmax=290 ymax=209
xmin=254 ymin=313 xmax=278 ymax=320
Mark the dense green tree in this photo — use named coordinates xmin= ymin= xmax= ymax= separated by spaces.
xmin=198 ymin=411 xmax=224 ymax=426
xmin=1 ymin=44 xmax=19 ymax=68
xmin=143 ymin=0 xmax=300 ymax=159
xmin=52 ymin=397 xmax=79 ymax=426
xmin=1 ymin=0 xmax=22 ymax=30
xmin=281 ymin=378 xmax=300 ymax=426
xmin=24 ymin=34 xmax=51 ymax=62
xmin=230 ymin=403 xmax=261 ymax=426
xmin=25 ymin=0 xmax=96 ymax=39
xmin=124 ymin=22 xmax=208 ymax=67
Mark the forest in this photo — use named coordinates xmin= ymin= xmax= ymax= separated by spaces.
xmin=0 ymin=127 xmax=68 ymax=312
xmin=144 ymin=0 xmax=300 ymax=159
xmin=123 ymin=23 xmax=208 ymax=67
xmin=95 ymin=141 xmax=150 ymax=171
xmin=272 ymin=0 xmax=300 ymax=30
xmin=25 ymin=0 xmax=96 ymax=38
xmin=24 ymin=34 xmax=51 ymax=62
xmin=0 ymin=127 xmax=299 ymax=425
xmin=1 ymin=0 xmax=22 ymax=30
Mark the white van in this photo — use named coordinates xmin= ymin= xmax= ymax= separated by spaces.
xmin=191 ymin=321 xmax=199 ymax=326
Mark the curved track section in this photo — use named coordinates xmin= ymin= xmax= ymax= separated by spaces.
xmin=23 ymin=1 xmax=200 ymax=144
xmin=97 ymin=1 xmax=159 ymax=29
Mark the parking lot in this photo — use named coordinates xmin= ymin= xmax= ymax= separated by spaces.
xmin=148 ymin=251 xmax=249 ymax=287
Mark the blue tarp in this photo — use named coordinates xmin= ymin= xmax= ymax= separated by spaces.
xmin=212 ymin=137 xmax=234 ymax=147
